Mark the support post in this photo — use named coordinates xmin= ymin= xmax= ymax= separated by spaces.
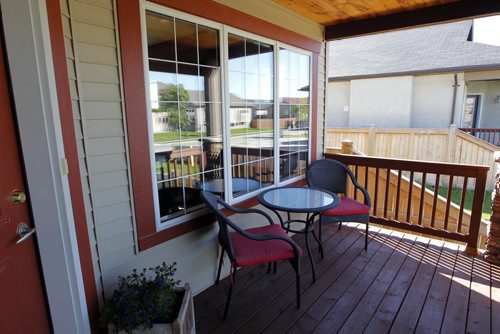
xmin=341 ymin=139 xmax=353 ymax=154
xmin=447 ymin=124 xmax=458 ymax=163
xmin=485 ymin=155 xmax=500 ymax=263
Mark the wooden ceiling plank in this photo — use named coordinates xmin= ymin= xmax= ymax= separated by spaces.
xmin=325 ymin=0 xmax=500 ymax=40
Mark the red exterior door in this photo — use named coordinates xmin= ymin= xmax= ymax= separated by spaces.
xmin=0 ymin=23 xmax=52 ymax=333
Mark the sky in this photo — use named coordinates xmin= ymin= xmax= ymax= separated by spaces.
xmin=473 ymin=15 xmax=500 ymax=46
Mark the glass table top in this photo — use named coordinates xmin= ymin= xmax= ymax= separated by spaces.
xmin=259 ymin=187 xmax=339 ymax=213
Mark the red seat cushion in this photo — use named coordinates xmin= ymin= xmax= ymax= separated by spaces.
xmin=323 ymin=197 xmax=370 ymax=216
xmin=230 ymin=224 xmax=302 ymax=267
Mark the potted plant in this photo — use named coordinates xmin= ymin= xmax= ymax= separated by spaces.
xmin=101 ymin=262 xmax=195 ymax=334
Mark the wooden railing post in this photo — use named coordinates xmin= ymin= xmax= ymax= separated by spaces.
xmin=465 ymin=167 xmax=488 ymax=255
xmin=367 ymin=125 xmax=376 ymax=156
xmin=447 ymin=124 xmax=457 ymax=163
xmin=341 ymin=139 xmax=353 ymax=154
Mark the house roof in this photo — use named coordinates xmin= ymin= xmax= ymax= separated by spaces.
xmin=329 ymin=20 xmax=500 ymax=80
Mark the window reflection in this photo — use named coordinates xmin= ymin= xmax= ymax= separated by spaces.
xmin=147 ymin=11 xmax=222 ymax=222
xmin=228 ymin=34 xmax=275 ymax=197
xmin=279 ymin=48 xmax=310 ymax=182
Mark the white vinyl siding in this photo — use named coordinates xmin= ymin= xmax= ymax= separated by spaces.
xmin=317 ymin=43 xmax=327 ymax=158
xmin=61 ymin=0 xmax=327 ymax=297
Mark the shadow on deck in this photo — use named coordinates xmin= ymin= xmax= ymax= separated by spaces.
xmin=194 ymin=222 xmax=500 ymax=333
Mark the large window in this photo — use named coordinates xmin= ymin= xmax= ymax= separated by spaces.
xmin=144 ymin=9 xmax=311 ymax=227
xmin=146 ymin=12 xmax=223 ymax=223
xmin=228 ymin=34 xmax=275 ymax=197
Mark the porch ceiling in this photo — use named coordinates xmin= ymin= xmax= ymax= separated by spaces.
xmin=271 ymin=0 xmax=500 ymax=40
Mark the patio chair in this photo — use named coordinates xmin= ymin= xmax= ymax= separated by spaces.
xmin=306 ymin=159 xmax=371 ymax=250
xmin=200 ymin=190 xmax=302 ymax=319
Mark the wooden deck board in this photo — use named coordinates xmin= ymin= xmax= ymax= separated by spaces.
xmin=289 ymin=230 xmax=388 ymax=334
xmin=389 ymin=238 xmax=445 ymax=333
xmin=440 ymin=247 xmax=474 ymax=332
xmin=337 ymin=233 xmax=418 ymax=333
xmin=194 ymin=223 xmax=498 ymax=334
xmin=364 ymin=235 xmax=430 ymax=333
xmin=415 ymin=242 xmax=459 ymax=333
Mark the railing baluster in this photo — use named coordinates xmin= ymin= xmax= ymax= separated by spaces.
xmin=384 ymin=168 xmax=390 ymax=217
xmin=444 ymin=176 xmax=453 ymax=230
xmin=395 ymin=170 xmax=402 ymax=220
xmin=374 ymin=168 xmax=379 ymax=216
xmin=364 ymin=165 xmax=369 ymax=192
xmin=431 ymin=174 xmax=440 ymax=228
xmin=406 ymin=171 xmax=414 ymax=223
xmin=354 ymin=165 xmax=359 ymax=200
xmin=457 ymin=177 xmax=468 ymax=233
xmin=418 ymin=173 xmax=427 ymax=225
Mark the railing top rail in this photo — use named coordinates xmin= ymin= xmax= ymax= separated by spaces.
xmin=459 ymin=128 xmax=500 ymax=132
xmin=325 ymin=153 xmax=490 ymax=177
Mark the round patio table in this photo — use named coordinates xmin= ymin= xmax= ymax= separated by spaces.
xmin=258 ymin=186 xmax=340 ymax=282
xmin=199 ymin=177 xmax=260 ymax=196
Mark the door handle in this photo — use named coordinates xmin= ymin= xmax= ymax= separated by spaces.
xmin=16 ymin=223 xmax=36 ymax=244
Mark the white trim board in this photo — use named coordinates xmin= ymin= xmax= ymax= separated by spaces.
xmin=0 ymin=0 xmax=90 ymax=332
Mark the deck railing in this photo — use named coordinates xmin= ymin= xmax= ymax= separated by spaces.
xmin=459 ymin=128 xmax=500 ymax=147
xmin=324 ymin=152 xmax=489 ymax=254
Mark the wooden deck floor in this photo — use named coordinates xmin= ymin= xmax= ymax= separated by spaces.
xmin=194 ymin=222 xmax=500 ymax=333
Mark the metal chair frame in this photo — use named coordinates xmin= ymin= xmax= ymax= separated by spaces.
xmin=306 ymin=158 xmax=371 ymax=249
xmin=200 ymin=190 xmax=301 ymax=320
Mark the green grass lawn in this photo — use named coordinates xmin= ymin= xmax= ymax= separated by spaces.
xmin=153 ymin=128 xmax=274 ymax=143
xmin=428 ymin=185 xmax=492 ymax=221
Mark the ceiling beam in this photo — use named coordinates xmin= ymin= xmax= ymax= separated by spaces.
xmin=325 ymin=0 xmax=500 ymax=40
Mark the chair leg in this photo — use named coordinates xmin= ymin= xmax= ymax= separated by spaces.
xmin=318 ymin=214 xmax=322 ymax=244
xmin=216 ymin=249 xmax=225 ymax=284
xmin=365 ymin=222 xmax=369 ymax=250
xmin=289 ymin=257 xmax=301 ymax=308
xmin=338 ymin=221 xmax=342 ymax=230
xmin=223 ymin=265 xmax=237 ymax=320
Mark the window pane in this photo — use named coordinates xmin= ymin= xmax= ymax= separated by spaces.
xmin=146 ymin=12 xmax=175 ymax=61
xmin=228 ymin=34 xmax=245 ymax=72
xmin=228 ymin=34 xmax=275 ymax=195
xmin=198 ymin=26 xmax=219 ymax=67
xmin=146 ymin=12 xmax=222 ymax=222
xmin=176 ymin=19 xmax=197 ymax=64
xmin=279 ymin=48 xmax=310 ymax=182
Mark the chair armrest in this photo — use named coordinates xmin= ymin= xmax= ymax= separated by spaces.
xmin=345 ymin=168 xmax=371 ymax=207
xmin=216 ymin=197 xmax=275 ymax=225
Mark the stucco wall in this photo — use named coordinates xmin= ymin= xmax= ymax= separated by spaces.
xmin=327 ymin=73 xmax=467 ymax=129
xmin=326 ymin=81 xmax=350 ymax=127
xmin=467 ymin=80 xmax=500 ymax=128
xmin=411 ymin=73 xmax=463 ymax=128
xmin=349 ymin=76 xmax=413 ymax=128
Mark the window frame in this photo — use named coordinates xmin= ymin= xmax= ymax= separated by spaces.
xmin=118 ymin=0 xmax=322 ymax=251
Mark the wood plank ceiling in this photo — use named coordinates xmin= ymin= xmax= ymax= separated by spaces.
xmin=271 ymin=0 xmax=500 ymax=40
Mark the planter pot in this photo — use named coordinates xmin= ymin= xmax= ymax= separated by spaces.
xmin=108 ymin=283 xmax=195 ymax=334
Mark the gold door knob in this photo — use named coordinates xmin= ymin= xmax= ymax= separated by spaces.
xmin=11 ymin=190 xmax=26 ymax=204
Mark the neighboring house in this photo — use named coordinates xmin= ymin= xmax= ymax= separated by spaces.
xmin=328 ymin=20 xmax=500 ymax=129
xmin=2 ymin=1 xmax=499 ymax=333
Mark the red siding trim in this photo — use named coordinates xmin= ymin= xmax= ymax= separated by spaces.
xmin=45 ymin=0 xmax=99 ymax=332
xmin=118 ymin=0 xmax=322 ymax=251
xmin=149 ymin=0 xmax=322 ymax=54
xmin=311 ymin=54 xmax=319 ymax=162
xmin=116 ymin=1 xmax=157 ymax=249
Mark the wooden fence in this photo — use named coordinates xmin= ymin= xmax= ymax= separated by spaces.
xmin=325 ymin=125 xmax=498 ymax=190
xmin=324 ymin=152 xmax=489 ymax=252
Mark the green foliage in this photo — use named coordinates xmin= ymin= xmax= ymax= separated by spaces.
xmin=157 ymin=84 xmax=191 ymax=132
xmin=100 ymin=262 xmax=181 ymax=333
xmin=290 ymin=104 xmax=309 ymax=122
xmin=429 ymin=186 xmax=492 ymax=221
